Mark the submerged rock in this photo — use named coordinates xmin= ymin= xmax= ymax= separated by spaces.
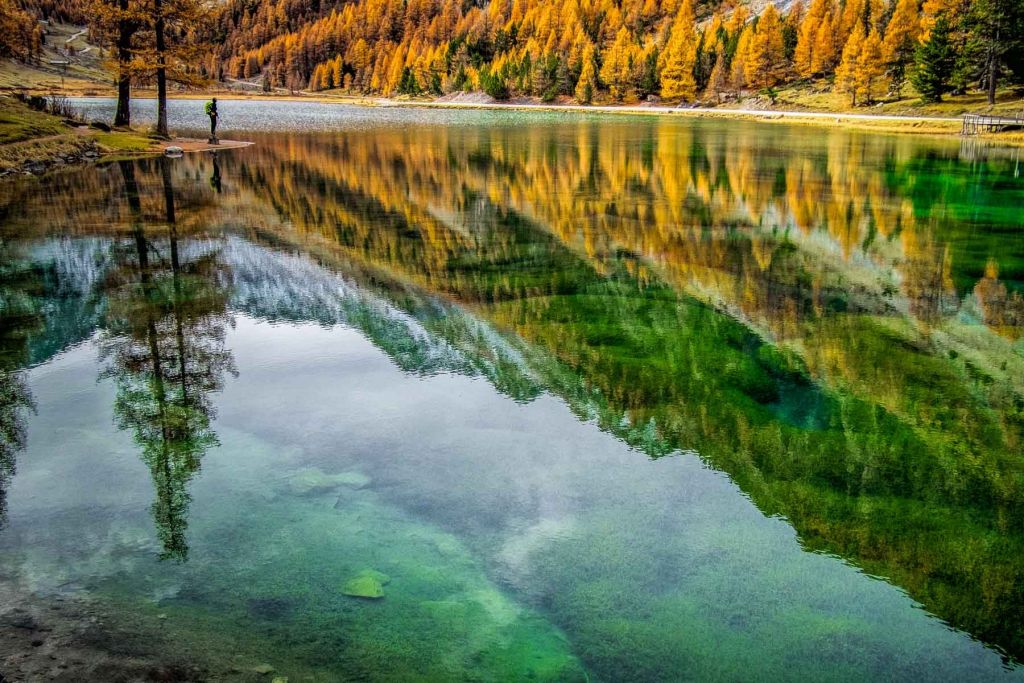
xmin=358 ymin=569 xmax=390 ymax=585
xmin=342 ymin=569 xmax=389 ymax=599
xmin=287 ymin=468 xmax=372 ymax=496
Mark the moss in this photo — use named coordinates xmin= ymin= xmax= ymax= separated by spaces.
xmin=342 ymin=570 xmax=387 ymax=599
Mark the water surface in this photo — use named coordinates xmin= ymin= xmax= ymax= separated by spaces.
xmin=1 ymin=102 xmax=1023 ymax=680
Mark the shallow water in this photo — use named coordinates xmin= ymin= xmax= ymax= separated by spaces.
xmin=1 ymin=101 xmax=1023 ymax=680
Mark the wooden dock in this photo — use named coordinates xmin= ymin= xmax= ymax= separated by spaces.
xmin=961 ymin=112 xmax=1024 ymax=135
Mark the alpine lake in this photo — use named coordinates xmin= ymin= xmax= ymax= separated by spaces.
xmin=0 ymin=98 xmax=1023 ymax=681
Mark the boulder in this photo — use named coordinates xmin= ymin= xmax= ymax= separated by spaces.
xmin=88 ymin=120 xmax=111 ymax=132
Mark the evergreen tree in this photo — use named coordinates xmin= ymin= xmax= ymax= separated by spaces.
xmin=783 ymin=1 xmax=803 ymax=62
xmin=911 ymin=13 xmax=955 ymax=101
xmin=639 ymin=49 xmax=659 ymax=99
xmin=966 ymin=0 xmax=1024 ymax=104
xmin=398 ymin=66 xmax=421 ymax=94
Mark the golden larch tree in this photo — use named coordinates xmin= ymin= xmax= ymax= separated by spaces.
xmin=600 ymin=26 xmax=635 ymax=101
xmin=794 ymin=0 xmax=832 ymax=77
xmin=745 ymin=4 xmax=786 ymax=89
xmin=658 ymin=0 xmax=698 ymax=101
xmin=731 ymin=26 xmax=752 ymax=88
xmin=810 ymin=11 xmax=839 ymax=74
xmin=835 ymin=22 xmax=865 ymax=104
xmin=855 ymin=28 xmax=884 ymax=103
xmin=881 ymin=0 xmax=921 ymax=93
xmin=575 ymin=42 xmax=599 ymax=103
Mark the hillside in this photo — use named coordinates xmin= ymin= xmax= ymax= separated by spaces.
xmin=2 ymin=0 xmax=1023 ymax=115
xmin=203 ymin=0 xmax=1024 ymax=108
xmin=0 ymin=22 xmax=111 ymax=95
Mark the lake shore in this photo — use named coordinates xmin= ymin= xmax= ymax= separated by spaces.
xmin=0 ymin=96 xmax=251 ymax=181
xmin=80 ymin=91 xmax=1024 ymax=144
xmin=3 ymin=90 xmax=1021 ymax=180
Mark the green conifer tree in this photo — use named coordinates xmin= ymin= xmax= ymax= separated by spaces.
xmin=911 ymin=14 xmax=955 ymax=102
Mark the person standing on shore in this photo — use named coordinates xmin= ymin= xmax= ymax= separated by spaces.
xmin=205 ymin=98 xmax=219 ymax=144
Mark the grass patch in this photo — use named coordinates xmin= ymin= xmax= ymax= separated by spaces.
xmin=93 ymin=131 xmax=155 ymax=153
xmin=0 ymin=96 xmax=158 ymax=173
xmin=0 ymin=96 xmax=68 ymax=145
xmin=772 ymin=80 xmax=1024 ymax=117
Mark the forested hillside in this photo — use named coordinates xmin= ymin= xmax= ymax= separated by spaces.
xmin=208 ymin=0 xmax=1024 ymax=104
xmin=3 ymin=0 xmax=1024 ymax=106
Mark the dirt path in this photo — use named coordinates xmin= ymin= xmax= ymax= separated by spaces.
xmin=368 ymin=98 xmax=962 ymax=123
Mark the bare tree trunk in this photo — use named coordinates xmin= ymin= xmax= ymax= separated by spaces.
xmin=987 ymin=27 xmax=1000 ymax=106
xmin=154 ymin=0 xmax=169 ymax=138
xmin=115 ymin=70 xmax=131 ymax=127
xmin=114 ymin=0 xmax=133 ymax=128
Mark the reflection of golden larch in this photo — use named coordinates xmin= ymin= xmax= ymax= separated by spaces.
xmin=750 ymin=236 xmax=775 ymax=272
xmin=974 ymin=260 xmax=1024 ymax=340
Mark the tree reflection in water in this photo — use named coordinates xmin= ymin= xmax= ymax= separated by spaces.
xmin=0 ymin=123 xmax=1021 ymax=663
xmin=0 ymin=240 xmax=38 ymax=530
xmin=98 ymin=159 xmax=236 ymax=561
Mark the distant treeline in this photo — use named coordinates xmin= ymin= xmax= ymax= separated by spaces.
xmin=209 ymin=0 xmax=1024 ymax=104
xmin=6 ymin=0 xmax=1024 ymax=106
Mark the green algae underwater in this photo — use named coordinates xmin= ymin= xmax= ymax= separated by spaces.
xmin=1 ymin=106 xmax=1024 ymax=681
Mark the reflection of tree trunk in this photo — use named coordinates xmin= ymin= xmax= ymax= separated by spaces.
xmin=160 ymin=158 xmax=190 ymax=407
xmin=119 ymin=160 xmax=142 ymax=218
xmin=161 ymin=157 xmax=176 ymax=225
xmin=131 ymin=159 xmax=180 ymax=559
xmin=107 ymin=159 xmax=233 ymax=562
xmin=146 ymin=294 xmax=177 ymax=558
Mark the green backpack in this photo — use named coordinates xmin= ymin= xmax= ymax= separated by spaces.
xmin=205 ymin=101 xmax=215 ymax=116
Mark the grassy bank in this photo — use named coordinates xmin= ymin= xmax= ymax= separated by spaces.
xmin=0 ymin=96 xmax=215 ymax=178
